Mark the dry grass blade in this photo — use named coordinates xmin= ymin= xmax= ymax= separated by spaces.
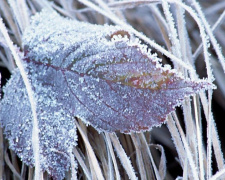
xmin=130 ymin=133 xmax=147 ymax=180
xmin=138 ymin=133 xmax=161 ymax=180
xmin=193 ymin=10 xmax=225 ymax=61
xmin=109 ymin=133 xmax=137 ymax=180
xmin=75 ymin=119 xmax=104 ymax=180
xmin=193 ymin=95 xmax=205 ymax=180
xmin=4 ymin=151 xmax=22 ymax=180
xmin=210 ymin=167 xmax=225 ymax=180
xmin=73 ymin=147 xmax=91 ymax=180
xmin=108 ymin=0 xmax=160 ymax=10
xmin=191 ymin=0 xmax=225 ymax=73
xmin=150 ymin=144 xmax=166 ymax=179
xmin=104 ymin=133 xmax=121 ymax=180
xmin=171 ymin=113 xmax=199 ymax=179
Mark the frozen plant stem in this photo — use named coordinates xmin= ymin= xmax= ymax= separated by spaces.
xmin=193 ymin=10 xmax=225 ymax=61
xmin=207 ymin=90 xmax=213 ymax=178
xmin=171 ymin=113 xmax=199 ymax=180
xmin=191 ymin=0 xmax=225 ymax=73
xmin=167 ymin=0 xmax=213 ymax=82
xmin=109 ymin=133 xmax=137 ymax=180
xmin=105 ymin=133 xmax=121 ymax=180
xmin=0 ymin=18 xmax=42 ymax=180
xmin=194 ymin=95 xmax=205 ymax=180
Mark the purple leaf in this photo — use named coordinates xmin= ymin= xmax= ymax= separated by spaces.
xmin=0 ymin=10 xmax=215 ymax=179
xmin=1 ymin=69 xmax=77 ymax=179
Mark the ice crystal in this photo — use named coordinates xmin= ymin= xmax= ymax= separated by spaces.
xmin=0 ymin=9 xmax=215 ymax=179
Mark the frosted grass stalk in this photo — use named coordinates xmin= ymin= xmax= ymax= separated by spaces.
xmin=211 ymin=120 xmax=224 ymax=170
xmin=206 ymin=90 xmax=213 ymax=178
xmin=8 ymin=0 xmax=30 ymax=31
xmin=193 ymin=10 xmax=225 ymax=61
xmin=166 ymin=116 xmax=185 ymax=167
xmin=0 ymin=18 xmax=42 ymax=180
xmin=107 ymin=0 xmax=160 ymax=10
xmin=191 ymin=0 xmax=225 ymax=74
xmin=105 ymin=133 xmax=121 ymax=180
xmin=8 ymin=0 xmax=24 ymax=32
xmin=171 ymin=113 xmax=199 ymax=180
xmin=154 ymin=144 xmax=166 ymax=179
xmin=175 ymin=1 xmax=194 ymax=75
xmin=73 ymin=148 xmax=91 ymax=180
xmin=210 ymin=167 xmax=225 ymax=180
xmin=109 ymin=133 xmax=137 ymax=180
xmin=165 ymin=6 xmax=215 ymax=174
xmin=194 ymin=95 xmax=205 ymax=180
xmin=167 ymin=0 xmax=213 ymax=82
xmin=75 ymin=120 xmax=104 ymax=180
xmin=182 ymin=99 xmax=199 ymax=172
xmin=130 ymin=133 xmax=147 ymax=180
xmin=106 ymin=142 xmax=114 ymax=180
xmin=139 ymin=133 xmax=162 ymax=180
xmin=199 ymin=92 xmax=225 ymax=170
xmin=205 ymin=2 xmax=225 ymax=15
xmin=162 ymin=1 xmax=182 ymax=60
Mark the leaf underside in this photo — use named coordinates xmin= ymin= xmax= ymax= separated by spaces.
xmin=0 ymin=10 xmax=214 ymax=179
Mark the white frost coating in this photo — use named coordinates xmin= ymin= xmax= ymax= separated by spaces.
xmin=162 ymin=1 xmax=182 ymax=60
xmin=1 ymin=9 xmax=216 ymax=179
xmin=191 ymin=0 xmax=225 ymax=74
xmin=78 ymin=0 xmax=195 ymax=72
xmin=167 ymin=0 xmax=213 ymax=82
xmin=1 ymin=70 xmax=78 ymax=180
xmin=21 ymin=10 xmax=215 ymax=133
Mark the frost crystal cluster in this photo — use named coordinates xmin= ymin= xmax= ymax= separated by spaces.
xmin=0 ymin=10 xmax=214 ymax=179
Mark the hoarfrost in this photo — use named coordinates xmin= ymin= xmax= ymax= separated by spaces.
xmin=0 ymin=9 xmax=216 ymax=179
xmin=0 ymin=69 xmax=77 ymax=180
xmin=21 ymin=10 xmax=215 ymax=132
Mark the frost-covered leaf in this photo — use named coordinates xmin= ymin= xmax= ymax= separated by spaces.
xmin=1 ymin=68 xmax=77 ymax=179
xmin=23 ymin=10 xmax=214 ymax=132
xmin=0 ymin=10 xmax=215 ymax=179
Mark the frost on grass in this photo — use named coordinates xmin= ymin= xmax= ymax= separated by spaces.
xmin=0 ymin=10 xmax=215 ymax=179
